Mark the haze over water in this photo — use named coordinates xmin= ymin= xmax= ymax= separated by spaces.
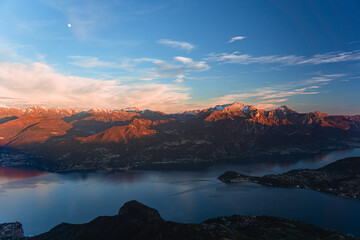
xmin=0 ymin=148 xmax=360 ymax=237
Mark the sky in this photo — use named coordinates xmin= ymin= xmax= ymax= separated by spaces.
xmin=0 ymin=0 xmax=359 ymax=114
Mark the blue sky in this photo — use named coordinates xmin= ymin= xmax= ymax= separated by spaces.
xmin=0 ymin=0 xmax=359 ymax=114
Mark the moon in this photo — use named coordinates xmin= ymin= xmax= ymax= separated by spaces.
xmin=67 ymin=24 xmax=71 ymax=28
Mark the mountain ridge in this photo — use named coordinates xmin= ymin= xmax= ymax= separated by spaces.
xmin=0 ymin=103 xmax=359 ymax=172
xmin=3 ymin=200 xmax=356 ymax=240
xmin=0 ymin=102 xmax=355 ymax=117
xmin=24 ymin=200 xmax=358 ymax=240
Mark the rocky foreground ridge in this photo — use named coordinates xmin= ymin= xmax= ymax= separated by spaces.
xmin=0 ymin=103 xmax=359 ymax=171
xmin=219 ymin=157 xmax=360 ymax=199
xmin=0 ymin=222 xmax=24 ymax=240
xmin=1 ymin=200 xmax=357 ymax=240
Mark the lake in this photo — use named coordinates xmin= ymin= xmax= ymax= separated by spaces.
xmin=1 ymin=148 xmax=360 ymax=237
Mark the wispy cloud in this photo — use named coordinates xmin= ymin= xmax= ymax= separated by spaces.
xmin=253 ymin=103 xmax=280 ymax=110
xmin=157 ymin=39 xmax=195 ymax=52
xmin=0 ymin=62 xmax=191 ymax=112
xmin=152 ymin=57 xmax=209 ymax=82
xmin=68 ymin=56 xmax=132 ymax=69
xmin=206 ymin=74 xmax=343 ymax=110
xmin=297 ymin=51 xmax=360 ymax=64
xmin=0 ymin=43 xmax=20 ymax=60
xmin=173 ymin=78 xmax=184 ymax=83
xmin=174 ymin=56 xmax=193 ymax=64
xmin=205 ymin=51 xmax=302 ymax=65
xmin=228 ymin=36 xmax=246 ymax=43
xmin=68 ymin=55 xmax=210 ymax=83
xmin=0 ymin=40 xmax=36 ymax=61
xmin=260 ymin=98 xmax=288 ymax=103
xmin=209 ymin=89 xmax=276 ymax=105
xmin=205 ymin=50 xmax=360 ymax=66
xmin=256 ymin=88 xmax=319 ymax=100
xmin=349 ymin=40 xmax=360 ymax=45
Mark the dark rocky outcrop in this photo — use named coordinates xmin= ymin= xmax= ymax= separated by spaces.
xmin=28 ymin=200 xmax=356 ymax=240
xmin=117 ymin=200 xmax=163 ymax=222
xmin=219 ymin=157 xmax=360 ymax=199
xmin=0 ymin=222 xmax=25 ymax=240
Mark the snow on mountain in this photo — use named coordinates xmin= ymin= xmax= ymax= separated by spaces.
xmin=213 ymin=104 xmax=232 ymax=111
xmin=242 ymin=106 xmax=250 ymax=112
xmin=123 ymin=107 xmax=141 ymax=112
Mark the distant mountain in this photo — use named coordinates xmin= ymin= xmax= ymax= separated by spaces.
xmin=0 ymin=106 xmax=81 ymax=119
xmin=0 ymin=103 xmax=359 ymax=171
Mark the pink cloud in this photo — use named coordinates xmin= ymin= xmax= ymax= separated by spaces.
xmin=0 ymin=62 xmax=190 ymax=113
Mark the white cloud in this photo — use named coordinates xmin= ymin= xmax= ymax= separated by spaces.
xmin=0 ymin=61 xmax=191 ymax=113
xmin=174 ymin=56 xmax=193 ymax=64
xmin=157 ymin=39 xmax=195 ymax=52
xmin=173 ymin=74 xmax=186 ymax=83
xmin=228 ymin=36 xmax=246 ymax=43
xmin=205 ymin=50 xmax=360 ymax=66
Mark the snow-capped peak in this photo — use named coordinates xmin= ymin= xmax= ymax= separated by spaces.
xmin=211 ymin=102 xmax=249 ymax=112
xmin=242 ymin=105 xmax=250 ymax=112
xmin=88 ymin=108 xmax=113 ymax=114
xmin=278 ymin=105 xmax=296 ymax=114
xmin=122 ymin=107 xmax=141 ymax=112
xmin=213 ymin=103 xmax=232 ymax=111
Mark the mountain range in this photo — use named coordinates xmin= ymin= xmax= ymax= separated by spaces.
xmin=0 ymin=103 xmax=359 ymax=171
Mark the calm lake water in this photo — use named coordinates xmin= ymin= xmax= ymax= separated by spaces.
xmin=1 ymin=149 xmax=360 ymax=237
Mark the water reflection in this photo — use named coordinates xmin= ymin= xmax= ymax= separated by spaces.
xmin=0 ymin=167 xmax=46 ymax=184
xmin=221 ymin=148 xmax=356 ymax=176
